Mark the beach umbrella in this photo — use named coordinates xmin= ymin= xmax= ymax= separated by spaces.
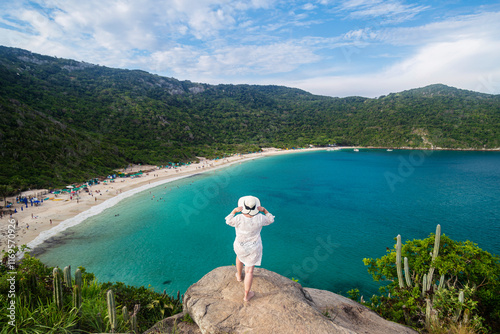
xmin=66 ymin=185 xmax=74 ymax=189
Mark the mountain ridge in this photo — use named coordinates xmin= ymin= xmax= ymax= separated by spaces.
xmin=0 ymin=45 xmax=499 ymax=189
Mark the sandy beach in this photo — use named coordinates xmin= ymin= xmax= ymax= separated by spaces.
xmin=1 ymin=147 xmax=329 ymax=254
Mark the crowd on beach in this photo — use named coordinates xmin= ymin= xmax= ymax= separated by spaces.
xmin=0 ymin=147 xmax=322 ymax=254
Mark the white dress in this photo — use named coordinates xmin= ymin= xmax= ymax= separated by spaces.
xmin=225 ymin=212 xmax=275 ymax=266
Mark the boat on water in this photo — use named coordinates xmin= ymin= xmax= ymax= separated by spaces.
xmin=387 ymin=149 xmax=393 ymax=152
xmin=354 ymin=148 xmax=359 ymax=152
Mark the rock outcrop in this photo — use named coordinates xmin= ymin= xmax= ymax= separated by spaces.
xmin=146 ymin=266 xmax=418 ymax=334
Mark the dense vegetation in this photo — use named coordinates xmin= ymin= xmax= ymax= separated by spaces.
xmin=358 ymin=226 xmax=500 ymax=333
xmin=1 ymin=46 xmax=499 ymax=190
xmin=0 ymin=251 xmax=183 ymax=333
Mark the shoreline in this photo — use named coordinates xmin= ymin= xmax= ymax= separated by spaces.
xmin=0 ymin=147 xmax=327 ymax=255
xmin=2 ymin=145 xmax=498 ymax=256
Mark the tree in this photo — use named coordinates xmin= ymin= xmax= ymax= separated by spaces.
xmin=0 ymin=185 xmax=14 ymax=207
xmin=363 ymin=226 xmax=500 ymax=332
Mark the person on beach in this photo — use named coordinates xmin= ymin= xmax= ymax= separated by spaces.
xmin=225 ymin=196 xmax=275 ymax=302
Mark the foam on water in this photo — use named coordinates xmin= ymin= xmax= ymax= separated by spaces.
xmin=26 ymin=154 xmax=263 ymax=254
xmin=26 ymin=175 xmax=193 ymax=252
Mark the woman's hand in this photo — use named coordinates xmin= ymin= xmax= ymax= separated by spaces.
xmin=258 ymin=206 xmax=268 ymax=214
xmin=232 ymin=206 xmax=243 ymax=214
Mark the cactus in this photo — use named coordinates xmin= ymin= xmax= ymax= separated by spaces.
xmin=130 ymin=304 xmax=140 ymax=334
xmin=421 ymin=273 xmax=428 ymax=297
xmin=122 ymin=305 xmax=129 ymax=323
xmin=107 ymin=289 xmax=117 ymax=332
xmin=74 ymin=268 xmax=82 ymax=288
xmin=53 ymin=267 xmax=63 ymax=310
xmin=404 ymin=256 xmax=412 ymax=287
xmin=453 ymin=290 xmax=465 ymax=322
xmin=73 ymin=285 xmax=82 ymax=311
xmin=131 ymin=314 xmax=138 ymax=334
xmin=458 ymin=290 xmax=464 ymax=303
xmin=425 ymin=298 xmax=432 ymax=327
xmin=427 ymin=224 xmax=441 ymax=287
xmin=438 ymin=274 xmax=445 ymax=290
xmin=63 ymin=265 xmax=72 ymax=289
xmin=396 ymin=234 xmax=404 ymax=288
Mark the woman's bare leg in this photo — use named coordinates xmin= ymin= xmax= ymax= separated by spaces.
xmin=244 ymin=265 xmax=255 ymax=301
xmin=235 ymin=256 xmax=243 ymax=281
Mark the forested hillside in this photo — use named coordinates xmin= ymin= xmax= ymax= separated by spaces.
xmin=1 ymin=46 xmax=499 ymax=189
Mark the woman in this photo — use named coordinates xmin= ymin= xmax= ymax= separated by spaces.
xmin=225 ymin=195 xmax=275 ymax=301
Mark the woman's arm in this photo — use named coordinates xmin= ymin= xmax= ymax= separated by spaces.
xmin=258 ymin=206 xmax=275 ymax=226
xmin=258 ymin=206 xmax=269 ymax=214
xmin=232 ymin=206 xmax=243 ymax=214
xmin=225 ymin=206 xmax=243 ymax=226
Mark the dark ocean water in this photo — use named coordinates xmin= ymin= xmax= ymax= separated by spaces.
xmin=37 ymin=149 xmax=500 ymax=298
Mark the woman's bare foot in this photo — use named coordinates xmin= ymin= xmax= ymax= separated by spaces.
xmin=235 ymin=272 xmax=242 ymax=282
xmin=243 ymin=291 xmax=254 ymax=301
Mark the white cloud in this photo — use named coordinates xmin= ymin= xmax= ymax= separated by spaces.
xmin=288 ymin=35 xmax=500 ymax=97
xmin=284 ymin=10 xmax=500 ymax=97
xmin=372 ymin=11 xmax=500 ymax=46
xmin=1 ymin=1 xmax=499 ymax=97
xmin=145 ymin=41 xmax=322 ymax=79
xmin=302 ymin=3 xmax=317 ymax=11
xmin=1 ymin=0 xmax=272 ymax=50
xmin=337 ymin=0 xmax=429 ymax=24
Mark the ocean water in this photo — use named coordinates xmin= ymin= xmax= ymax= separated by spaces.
xmin=36 ymin=149 xmax=500 ymax=298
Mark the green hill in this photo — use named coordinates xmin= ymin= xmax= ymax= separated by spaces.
xmin=1 ymin=46 xmax=499 ymax=189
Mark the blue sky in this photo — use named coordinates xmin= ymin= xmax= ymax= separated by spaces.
xmin=1 ymin=0 xmax=500 ymax=97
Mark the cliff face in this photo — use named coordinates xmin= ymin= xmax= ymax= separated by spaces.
xmin=146 ymin=266 xmax=418 ymax=334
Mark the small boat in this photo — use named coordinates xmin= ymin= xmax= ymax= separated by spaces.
xmin=387 ymin=149 xmax=393 ymax=152
xmin=354 ymin=148 xmax=359 ymax=152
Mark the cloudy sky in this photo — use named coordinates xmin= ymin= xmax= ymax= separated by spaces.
xmin=1 ymin=0 xmax=500 ymax=97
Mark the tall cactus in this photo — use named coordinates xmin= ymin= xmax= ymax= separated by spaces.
xmin=427 ymin=224 xmax=441 ymax=287
xmin=74 ymin=268 xmax=82 ymax=289
xmin=122 ymin=306 xmax=129 ymax=323
xmin=422 ymin=273 xmax=428 ymax=297
xmin=396 ymin=234 xmax=405 ymax=288
xmin=53 ymin=267 xmax=63 ymax=310
xmin=107 ymin=289 xmax=117 ymax=332
xmin=131 ymin=304 xmax=140 ymax=334
xmin=63 ymin=265 xmax=72 ymax=289
xmin=131 ymin=314 xmax=138 ymax=334
xmin=404 ymin=257 xmax=412 ymax=287
xmin=425 ymin=298 xmax=432 ymax=327
xmin=73 ymin=285 xmax=82 ymax=311
xmin=438 ymin=274 xmax=445 ymax=290
xmin=453 ymin=290 xmax=465 ymax=321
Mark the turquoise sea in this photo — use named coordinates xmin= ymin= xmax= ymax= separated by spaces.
xmin=36 ymin=149 xmax=500 ymax=298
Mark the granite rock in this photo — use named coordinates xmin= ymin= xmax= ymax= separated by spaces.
xmin=174 ymin=266 xmax=418 ymax=334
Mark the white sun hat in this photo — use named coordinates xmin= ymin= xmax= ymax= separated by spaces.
xmin=238 ymin=195 xmax=261 ymax=216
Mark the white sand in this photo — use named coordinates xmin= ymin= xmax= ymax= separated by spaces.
xmin=1 ymin=147 xmax=331 ymax=254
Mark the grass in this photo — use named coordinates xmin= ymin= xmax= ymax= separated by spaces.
xmin=0 ymin=254 xmax=183 ymax=333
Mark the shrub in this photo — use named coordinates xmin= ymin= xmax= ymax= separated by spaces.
xmin=0 ymin=253 xmax=182 ymax=333
xmin=363 ymin=226 xmax=500 ymax=333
